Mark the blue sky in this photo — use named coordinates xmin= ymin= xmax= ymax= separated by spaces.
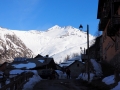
xmin=0 ymin=0 xmax=99 ymax=36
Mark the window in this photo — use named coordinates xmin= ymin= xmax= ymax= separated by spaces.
xmin=77 ymin=64 xmax=79 ymax=67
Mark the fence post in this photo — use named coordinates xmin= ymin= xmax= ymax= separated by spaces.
xmin=10 ymin=77 xmax=14 ymax=90
xmin=14 ymin=75 xmax=19 ymax=90
xmin=0 ymin=72 xmax=34 ymax=90
xmin=1 ymin=77 xmax=6 ymax=87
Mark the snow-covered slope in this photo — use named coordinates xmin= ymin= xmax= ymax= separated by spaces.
xmin=11 ymin=25 xmax=95 ymax=63
xmin=0 ymin=27 xmax=33 ymax=64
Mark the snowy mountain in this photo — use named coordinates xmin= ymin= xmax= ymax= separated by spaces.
xmin=0 ymin=25 xmax=95 ymax=64
xmin=0 ymin=25 xmax=95 ymax=63
xmin=0 ymin=27 xmax=34 ymax=64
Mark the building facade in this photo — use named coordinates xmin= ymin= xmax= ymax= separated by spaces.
xmin=66 ymin=60 xmax=85 ymax=78
xmin=97 ymin=0 xmax=120 ymax=70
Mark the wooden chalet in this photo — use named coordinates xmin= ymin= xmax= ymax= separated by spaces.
xmin=28 ymin=55 xmax=57 ymax=70
xmin=66 ymin=60 xmax=85 ymax=78
xmin=97 ymin=0 xmax=120 ymax=69
xmin=7 ymin=54 xmax=56 ymax=72
xmin=60 ymin=59 xmax=85 ymax=78
xmin=97 ymin=0 xmax=120 ymax=81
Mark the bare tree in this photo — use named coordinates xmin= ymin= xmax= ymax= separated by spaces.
xmin=72 ymin=53 xmax=79 ymax=58
xmin=59 ymin=60 xmax=62 ymax=64
xmin=63 ymin=55 xmax=70 ymax=62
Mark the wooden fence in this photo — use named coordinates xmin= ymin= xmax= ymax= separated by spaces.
xmin=0 ymin=72 xmax=34 ymax=90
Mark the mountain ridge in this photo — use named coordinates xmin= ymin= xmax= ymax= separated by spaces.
xmin=0 ymin=28 xmax=34 ymax=64
xmin=12 ymin=25 xmax=95 ymax=63
xmin=0 ymin=25 xmax=95 ymax=64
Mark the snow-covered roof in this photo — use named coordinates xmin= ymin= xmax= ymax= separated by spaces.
xmin=12 ymin=62 xmax=36 ymax=69
xmin=38 ymin=60 xmax=44 ymax=63
xmin=59 ymin=56 xmax=82 ymax=67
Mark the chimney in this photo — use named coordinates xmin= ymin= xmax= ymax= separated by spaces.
xmin=46 ymin=55 xmax=49 ymax=57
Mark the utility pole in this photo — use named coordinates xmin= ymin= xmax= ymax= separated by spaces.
xmin=87 ymin=25 xmax=90 ymax=82
xmin=79 ymin=24 xmax=90 ymax=82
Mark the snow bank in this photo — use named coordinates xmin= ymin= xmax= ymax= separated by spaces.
xmin=76 ymin=73 xmax=95 ymax=82
xmin=102 ymin=75 xmax=115 ymax=85
xmin=22 ymin=70 xmax=42 ymax=90
xmin=55 ymin=70 xmax=67 ymax=79
xmin=102 ymin=75 xmax=120 ymax=90
xmin=90 ymin=59 xmax=102 ymax=76
xmin=112 ymin=82 xmax=120 ymax=90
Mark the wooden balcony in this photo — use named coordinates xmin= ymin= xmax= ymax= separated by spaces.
xmin=98 ymin=2 xmax=111 ymax=19
xmin=113 ymin=0 xmax=120 ymax=3
xmin=97 ymin=0 xmax=108 ymax=19
xmin=112 ymin=17 xmax=120 ymax=25
xmin=107 ymin=17 xmax=120 ymax=36
xmin=102 ymin=1 xmax=111 ymax=19
xmin=97 ymin=0 xmax=120 ymax=19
